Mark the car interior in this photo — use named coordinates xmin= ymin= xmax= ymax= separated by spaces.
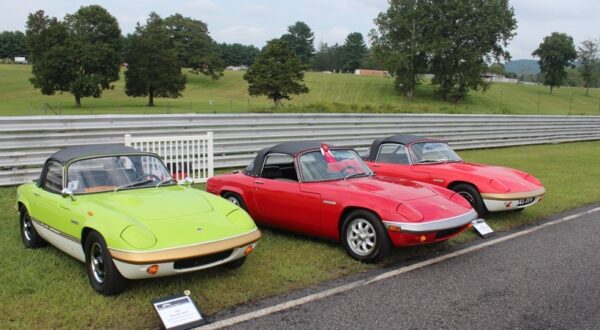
xmin=377 ymin=144 xmax=410 ymax=164
xmin=260 ymin=154 xmax=298 ymax=182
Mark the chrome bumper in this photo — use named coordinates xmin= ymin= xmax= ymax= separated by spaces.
xmin=383 ymin=209 xmax=478 ymax=233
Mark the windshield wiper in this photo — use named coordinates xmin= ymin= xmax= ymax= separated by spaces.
xmin=156 ymin=178 xmax=177 ymax=188
xmin=416 ymin=159 xmax=442 ymax=164
xmin=343 ymin=172 xmax=370 ymax=180
xmin=114 ymin=179 xmax=153 ymax=192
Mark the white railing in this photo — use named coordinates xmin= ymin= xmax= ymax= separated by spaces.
xmin=124 ymin=132 xmax=214 ymax=183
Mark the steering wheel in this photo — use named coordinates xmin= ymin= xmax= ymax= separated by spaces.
xmin=134 ymin=174 xmax=162 ymax=182
xmin=340 ymin=165 xmax=359 ymax=176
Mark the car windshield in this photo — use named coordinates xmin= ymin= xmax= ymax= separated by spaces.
xmin=410 ymin=142 xmax=462 ymax=164
xmin=66 ymin=155 xmax=173 ymax=193
xmin=299 ymin=149 xmax=372 ymax=182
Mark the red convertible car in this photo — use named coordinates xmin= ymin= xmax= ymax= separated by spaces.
xmin=207 ymin=141 xmax=478 ymax=262
xmin=364 ymin=135 xmax=545 ymax=215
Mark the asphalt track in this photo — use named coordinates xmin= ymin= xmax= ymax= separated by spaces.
xmin=202 ymin=204 xmax=600 ymax=329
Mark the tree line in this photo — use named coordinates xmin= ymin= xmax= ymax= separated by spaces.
xmin=3 ymin=2 xmax=600 ymax=107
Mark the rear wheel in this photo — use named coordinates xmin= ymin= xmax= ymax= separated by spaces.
xmin=451 ymin=183 xmax=487 ymax=216
xmin=223 ymin=192 xmax=247 ymax=211
xmin=84 ymin=231 xmax=127 ymax=296
xmin=20 ymin=207 xmax=47 ymax=248
xmin=342 ymin=210 xmax=391 ymax=262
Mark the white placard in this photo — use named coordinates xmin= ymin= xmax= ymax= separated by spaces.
xmin=153 ymin=295 xmax=205 ymax=329
xmin=472 ymin=219 xmax=495 ymax=238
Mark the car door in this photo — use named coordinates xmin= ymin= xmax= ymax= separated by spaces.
xmin=371 ymin=143 xmax=430 ymax=182
xmin=253 ymin=154 xmax=321 ymax=235
xmin=32 ymin=161 xmax=80 ymax=241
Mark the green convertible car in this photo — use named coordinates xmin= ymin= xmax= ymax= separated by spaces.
xmin=16 ymin=145 xmax=261 ymax=295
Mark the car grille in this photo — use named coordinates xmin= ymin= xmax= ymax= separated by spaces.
xmin=435 ymin=227 xmax=464 ymax=239
xmin=173 ymin=250 xmax=234 ymax=270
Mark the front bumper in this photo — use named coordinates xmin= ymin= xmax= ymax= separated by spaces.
xmin=109 ymin=229 xmax=261 ymax=279
xmin=382 ymin=210 xmax=477 ymax=247
xmin=481 ymin=187 xmax=545 ymax=212
xmin=383 ymin=209 xmax=478 ymax=233
xmin=113 ymin=243 xmax=258 ymax=279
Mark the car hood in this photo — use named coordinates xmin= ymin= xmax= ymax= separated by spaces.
xmin=328 ymin=176 xmax=437 ymax=201
xmin=82 ymin=186 xmax=257 ymax=250
xmin=437 ymin=162 xmax=541 ymax=192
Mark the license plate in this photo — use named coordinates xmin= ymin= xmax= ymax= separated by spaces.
xmin=518 ymin=197 xmax=535 ymax=206
xmin=472 ymin=219 xmax=495 ymax=238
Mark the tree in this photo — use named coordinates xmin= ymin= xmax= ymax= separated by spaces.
xmin=243 ymin=39 xmax=308 ymax=104
xmin=371 ymin=0 xmax=431 ymax=97
xmin=488 ymin=63 xmax=506 ymax=76
xmin=532 ymin=32 xmax=577 ymax=94
xmin=218 ymin=43 xmax=260 ymax=66
xmin=0 ymin=31 xmax=28 ymax=58
xmin=124 ymin=13 xmax=186 ymax=106
xmin=311 ymin=42 xmax=343 ymax=72
xmin=26 ymin=6 xmax=121 ymax=107
xmin=280 ymin=21 xmax=315 ymax=65
xmin=372 ymin=0 xmax=517 ymax=101
xmin=164 ymin=14 xmax=224 ymax=80
xmin=577 ymin=38 xmax=599 ymax=96
xmin=341 ymin=32 xmax=368 ymax=72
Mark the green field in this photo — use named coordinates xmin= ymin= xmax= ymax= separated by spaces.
xmin=1 ymin=64 xmax=599 ymax=116
xmin=2 ymin=141 xmax=600 ymax=329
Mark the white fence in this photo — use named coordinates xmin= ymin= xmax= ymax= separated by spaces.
xmin=124 ymin=133 xmax=214 ymax=183
xmin=2 ymin=113 xmax=600 ymax=186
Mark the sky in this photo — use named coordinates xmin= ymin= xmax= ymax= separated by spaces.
xmin=1 ymin=0 xmax=599 ymax=60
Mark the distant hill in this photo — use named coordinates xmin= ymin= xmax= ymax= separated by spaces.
xmin=505 ymin=59 xmax=540 ymax=75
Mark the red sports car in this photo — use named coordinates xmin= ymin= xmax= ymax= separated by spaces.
xmin=207 ymin=141 xmax=478 ymax=262
xmin=364 ymin=135 xmax=545 ymax=215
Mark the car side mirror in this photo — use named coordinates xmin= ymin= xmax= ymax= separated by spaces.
xmin=61 ymin=188 xmax=75 ymax=200
xmin=180 ymin=177 xmax=194 ymax=187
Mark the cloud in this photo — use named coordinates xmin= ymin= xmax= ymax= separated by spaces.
xmin=180 ymin=0 xmax=219 ymax=11
xmin=241 ymin=3 xmax=270 ymax=15
xmin=214 ymin=25 xmax=269 ymax=45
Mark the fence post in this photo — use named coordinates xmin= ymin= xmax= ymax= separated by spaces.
xmin=124 ymin=134 xmax=131 ymax=146
xmin=207 ymin=132 xmax=214 ymax=178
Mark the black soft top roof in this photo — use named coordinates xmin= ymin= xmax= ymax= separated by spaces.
xmin=365 ymin=134 xmax=442 ymax=161
xmin=48 ymin=144 xmax=151 ymax=164
xmin=245 ymin=141 xmax=335 ymax=177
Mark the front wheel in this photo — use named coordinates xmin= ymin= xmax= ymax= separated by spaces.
xmin=84 ymin=231 xmax=127 ymax=296
xmin=342 ymin=210 xmax=391 ymax=262
xmin=451 ymin=183 xmax=487 ymax=216
xmin=20 ymin=207 xmax=47 ymax=248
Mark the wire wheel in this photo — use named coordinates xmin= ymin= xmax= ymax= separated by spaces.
xmin=90 ymin=242 xmax=106 ymax=284
xmin=346 ymin=218 xmax=377 ymax=256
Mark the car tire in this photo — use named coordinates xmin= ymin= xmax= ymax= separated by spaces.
xmin=84 ymin=231 xmax=127 ymax=296
xmin=223 ymin=256 xmax=247 ymax=269
xmin=451 ymin=183 xmax=487 ymax=216
xmin=341 ymin=210 xmax=391 ymax=263
xmin=20 ymin=207 xmax=47 ymax=248
xmin=223 ymin=192 xmax=247 ymax=211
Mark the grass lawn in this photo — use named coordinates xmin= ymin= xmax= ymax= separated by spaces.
xmin=1 ymin=64 xmax=599 ymax=116
xmin=1 ymin=140 xmax=600 ymax=328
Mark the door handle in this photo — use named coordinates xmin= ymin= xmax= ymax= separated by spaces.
xmin=255 ymin=180 xmax=264 ymax=185
xmin=371 ymin=164 xmax=381 ymax=168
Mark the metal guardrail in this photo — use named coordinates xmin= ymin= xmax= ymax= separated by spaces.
xmin=2 ymin=113 xmax=600 ymax=186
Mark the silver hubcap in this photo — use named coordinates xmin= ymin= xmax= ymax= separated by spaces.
xmin=459 ymin=191 xmax=475 ymax=206
xmin=347 ymin=218 xmax=377 ymax=256
xmin=227 ymin=196 xmax=240 ymax=206
xmin=90 ymin=242 xmax=106 ymax=283
xmin=22 ymin=214 xmax=33 ymax=241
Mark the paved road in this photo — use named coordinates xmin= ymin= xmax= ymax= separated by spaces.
xmin=221 ymin=207 xmax=600 ymax=329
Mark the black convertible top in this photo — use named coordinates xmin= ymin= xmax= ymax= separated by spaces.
xmin=365 ymin=134 xmax=442 ymax=161
xmin=48 ymin=144 xmax=150 ymax=164
xmin=244 ymin=141 xmax=334 ymax=177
